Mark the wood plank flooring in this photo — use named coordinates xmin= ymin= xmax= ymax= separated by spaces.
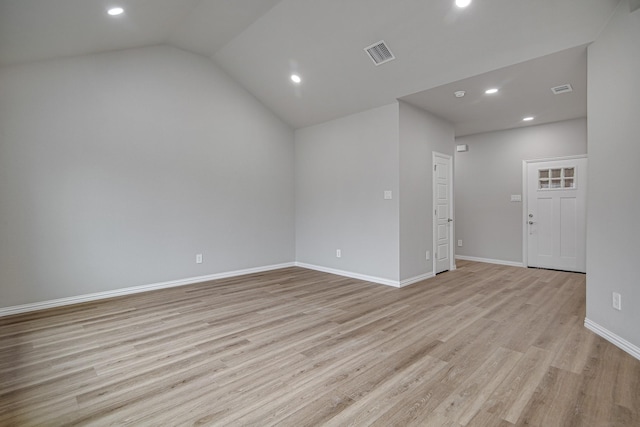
xmin=1 ymin=260 xmax=638 ymax=426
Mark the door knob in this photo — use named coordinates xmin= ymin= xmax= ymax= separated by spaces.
xmin=529 ymin=214 xmax=534 ymax=218
xmin=528 ymin=221 xmax=534 ymax=225
xmin=447 ymin=218 xmax=453 ymax=222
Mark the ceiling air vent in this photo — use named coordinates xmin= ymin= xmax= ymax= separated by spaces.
xmin=364 ymin=40 xmax=395 ymax=66
xmin=551 ymin=84 xmax=573 ymax=95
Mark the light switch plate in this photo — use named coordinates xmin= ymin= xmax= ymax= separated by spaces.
xmin=510 ymin=195 xmax=522 ymax=202
xmin=613 ymin=292 xmax=622 ymax=310
xmin=384 ymin=190 xmax=392 ymax=200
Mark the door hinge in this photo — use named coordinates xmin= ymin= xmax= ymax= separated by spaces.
xmin=434 ymin=164 xmax=437 ymax=171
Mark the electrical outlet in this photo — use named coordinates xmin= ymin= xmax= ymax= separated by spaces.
xmin=425 ymin=250 xmax=430 ymax=260
xmin=196 ymin=254 xmax=203 ymax=264
xmin=457 ymin=240 xmax=463 ymax=247
xmin=613 ymin=292 xmax=622 ymax=311
xmin=336 ymin=249 xmax=341 ymax=258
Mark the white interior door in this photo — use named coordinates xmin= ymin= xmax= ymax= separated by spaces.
xmin=433 ymin=152 xmax=453 ymax=274
xmin=526 ymin=158 xmax=587 ymax=273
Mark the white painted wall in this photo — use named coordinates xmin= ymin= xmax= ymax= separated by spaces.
xmin=586 ymin=0 xmax=640 ymax=350
xmin=295 ymin=104 xmax=400 ymax=282
xmin=0 ymin=45 xmax=295 ymax=308
xmin=399 ymin=101 xmax=454 ymax=281
xmin=454 ymin=118 xmax=587 ymax=264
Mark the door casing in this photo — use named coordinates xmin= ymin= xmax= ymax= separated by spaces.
xmin=433 ymin=151 xmax=455 ymax=274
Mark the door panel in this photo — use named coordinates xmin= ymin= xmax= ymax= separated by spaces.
xmin=560 ymin=197 xmax=577 ymax=259
xmin=437 ymin=243 xmax=449 ymax=261
xmin=437 ymin=183 xmax=447 ymax=200
xmin=537 ymin=197 xmax=553 ymax=258
xmin=437 ymin=204 xmax=448 ymax=220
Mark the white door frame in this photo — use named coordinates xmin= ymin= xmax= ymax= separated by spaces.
xmin=522 ymin=154 xmax=588 ymax=267
xmin=433 ymin=151 xmax=455 ymax=274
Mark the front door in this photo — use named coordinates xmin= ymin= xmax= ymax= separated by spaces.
xmin=526 ymin=158 xmax=587 ymax=273
xmin=434 ymin=152 xmax=453 ymax=274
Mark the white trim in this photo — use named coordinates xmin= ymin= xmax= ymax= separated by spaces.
xmin=522 ymin=160 xmax=528 ymax=268
xmin=295 ymin=262 xmax=400 ymax=287
xmin=433 ymin=151 xmax=455 ymax=275
xmin=296 ymin=262 xmax=436 ymax=288
xmin=399 ymin=272 xmax=435 ymax=288
xmin=0 ymin=262 xmax=295 ymax=318
xmin=522 ymin=154 xmax=588 ymax=268
xmin=584 ymin=318 xmax=640 ymax=361
xmin=455 ymin=255 xmax=525 ymax=268
xmin=523 ymin=154 xmax=588 ymax=164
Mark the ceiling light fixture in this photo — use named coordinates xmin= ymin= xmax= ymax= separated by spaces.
xmin=523 ymin=116 xmax=534 ymax=122
xmin=455 ymin=0 xmax=472 ymax=8
xmin=454 ymin=90 xmax=466 ymax=98
xmin=107 ymin=7 xmax=124 ymax=16
xmin=485 ymin=88 xmax=499 ymax=94
xmin=291 ymin=74 xmax=301 ymax=84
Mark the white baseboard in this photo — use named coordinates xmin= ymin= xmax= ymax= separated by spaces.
xmin=399 ymin=272 xmax=435 ymax=288
xmin=295 ymin=262 xmax=400 ymax=288
xmin=455 ymin=255 xmax=525 ymax=268
xmin=295 ymin=262 xmax=436 ymax=288
xmin=584 ymin=318 xmax=640 ymax=361
xmin=0 ymin=262 xmax=296 ymax=318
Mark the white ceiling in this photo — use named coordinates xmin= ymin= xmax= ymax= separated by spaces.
xmin=0 ymin=0 xmax=197 ymax=65
xmin=401 ymin=45 xmax=588 ymax=136
xmin=0 ymin=0 xmax=280 ymax=65
xmin=168 ymin=0 xmax=283 ymax=58
xmin=0 ymin=0 xmax=620 ymax=132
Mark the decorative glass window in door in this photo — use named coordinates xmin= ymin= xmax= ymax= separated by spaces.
xmin=538 ymin=167 xmax=575 ymax=190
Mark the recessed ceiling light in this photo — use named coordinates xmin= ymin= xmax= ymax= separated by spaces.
xmin=523 ymin=117 xmax=534 ymax=122
xmin=455 ymin=0 xmax=472 ymax=8
xmin=485 ymin=88 xmax=499 ymax=94
xmin=107 ymin=7 xmax=124 ymax=16
xmin=454 ymin=90 xmax=466 ymax=98
xmin=290 ymin=74 xmax=301 ymax=84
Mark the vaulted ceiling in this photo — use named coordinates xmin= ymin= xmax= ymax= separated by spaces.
xmin=0 ymin=0 xmax=620 ymax=133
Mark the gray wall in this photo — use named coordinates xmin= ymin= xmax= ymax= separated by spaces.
xmin=399 ymin=101 xmax=454 ymax=281
xmin=0 ymin=45 xmax=295 ymax=308
xmin=586 ymin=0 xmax=640 ymax=348
xmin=454 ymin=118 xmax=587 ymax=263
xmin=295 ymin=103 xmax=400 ymax=281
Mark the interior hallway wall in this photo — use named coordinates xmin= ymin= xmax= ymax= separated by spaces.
xmin=454 ymin=118 xmax=587 ymax=264
xmin=295 ymin=103 xmax=400 ymax=282
xmin=586 ymin=0 xmax=640 ymax=353
xmin=399 ymin=101 xmax=454 ymax=282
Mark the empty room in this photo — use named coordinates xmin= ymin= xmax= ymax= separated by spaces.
xmin=1 ymin=0 xmax=639 ymax=425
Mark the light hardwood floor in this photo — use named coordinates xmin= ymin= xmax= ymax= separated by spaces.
xmin=1 ymin=260 xmax=638 ymax=426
